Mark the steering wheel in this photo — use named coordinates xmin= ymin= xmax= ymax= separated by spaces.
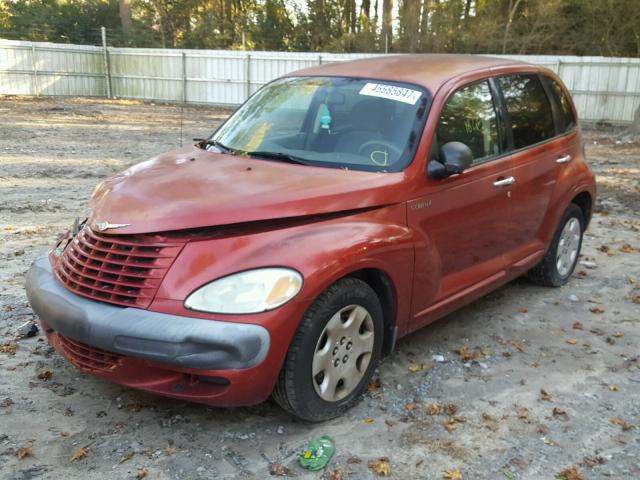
xmin=357 ymin=140 xmax=402 ymax=166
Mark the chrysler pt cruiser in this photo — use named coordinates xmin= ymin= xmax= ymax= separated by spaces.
xmin=26 ymin=55 xmax=596 ymax=420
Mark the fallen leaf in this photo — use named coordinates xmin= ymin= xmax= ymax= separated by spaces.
xmin=325 ymin=469 xmax=344 ymax=480
xmin=502 ymin=351 xmax=512 ymax=358
xmin=346 ymin=456 xmax=362 ymax=464
xmin=598 ymin=245 xmax=615 ymax=256
xmin=60 ymin=431 xmax=69 ymax=437
xmin=15 ymin=445 xmax=33 ymax=460
xmin=516 ymin=407 xmax=531 ymax=423
xmin=510 ymin=340 xmax=525 ymax=352
xmin=269 ymin=463 xmax=290 ymax=476
xmin=367 ymin=378 xmax=382 ymax=391
xmin=443 ymin=468 xmax=463 ymax=480
xmin=405 ymin=402 xmax=417 ymax=412
xmin=589 ymin=307 xmax=605 ymax=314
xmin=363 ymin=417 xmax=375 ymax=424
xmin=552 ymin=407 xmax=569 ymax=420
xmin=444 ymin=423 xmax=457 ymax=432
xmin=408 ymin=362 xmax=434 ymax=373
xmin=117 ymin=451 xmax=134 ymax=464
xmin=453 ymin=346 xmax=481 ymax=362
xmin=136 ymin=469 xmax=147 ymax=479
xmin=620 ymin=243 xmax=636 ymax=253
xmin=630 ymin=295 xmax=640 ymax=304
xmin=445 ymin=404 xmax=458 ymax=416
xmin=448 ymin=416 xmax=466 ymax=423
xmin=37 ymin=371 xmax=53 ymax=381
xmin=163 ymin=445 xmax=177 ymax=456
xmin=540 ymin=389 xmax=552 ymax=401
xmin=566 ymin=339 xmax=578 ymax=345
xmin=368 ymin=457 xmax=391 ymax=476
xmin=426 ymin=403 xmax=441 ymax=415
xmin=518 ymin=307 xmax=529 ymax=313
xmin=542 ymin=437 xmax=556 ymax=446
xmin=582 ymin=454 xmax=605 ymax=468
xmin=612 ymin=331 xmax=624 ymax=338
xmin=572 ymin=322 xmax=583 ymax=330
xmin=556 ymin=464 xmax=584 ymax=480
xmin=608 ymin=384 xmax=618 ymax=392
xmin=70 ymin=446 xmax=89 ymax=462
xmin=611 ymin=416 xmax=633 ymax=431
xmin=0 ymin=342 xmax=18 ymax=355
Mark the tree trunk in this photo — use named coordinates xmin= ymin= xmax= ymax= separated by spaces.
xmin=419 ymin=0 xmax=431 ymax=51
xmin=502 ymin=0 xmax=523 ymax=54
xmin=631 ymin=105 xmax=640 ymax=136
xmin=382 ymin=0 xmax=393 ymax=51
xmin=119 ymin=0 xmax=133 ymax=36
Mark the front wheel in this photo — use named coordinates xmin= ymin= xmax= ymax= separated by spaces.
xmin=273 ymin=277 xmax=383 ymax=421
xmin=528 ymin=203 xmax=584 ymax=287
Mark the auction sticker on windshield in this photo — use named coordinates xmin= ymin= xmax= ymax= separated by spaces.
xmin=359 ymin=83 xmax=422 ymax=105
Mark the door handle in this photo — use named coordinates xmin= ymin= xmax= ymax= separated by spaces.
xmin=556 ymin=154 xmax=572 ymax=164
xmin=493 ymin=176 xmax=515 ymax=188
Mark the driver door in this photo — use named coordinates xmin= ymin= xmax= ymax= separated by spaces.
xmin=409 ymin=79 xmax=516 ymax=326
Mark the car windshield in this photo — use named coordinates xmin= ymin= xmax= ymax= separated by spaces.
xmin=209 ymin=76 xmax=430 ymax=172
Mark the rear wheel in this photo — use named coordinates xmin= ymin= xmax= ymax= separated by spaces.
xmin=273 ymin=277 xmax=383 ymax=421
xmin=528 ymin=203 xmax=584 ymax=287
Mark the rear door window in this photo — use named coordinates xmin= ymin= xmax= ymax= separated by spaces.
xmin=436 ymin=80 xmax=501 ymax=165
xmin=499 ymin=75 xmax=556 ymax=149
xmin=543 ymin=76 xmax=576 ymax=134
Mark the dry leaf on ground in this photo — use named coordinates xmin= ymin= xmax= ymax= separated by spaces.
xmin=426 ymin=403 xmax=441 ymax=415
xmin=582 ymin=454 xmax=605 ymax=468
xmin=268 ymin=463 xmax=290 ymax=476
xmin=453 ymin=345 xmax=481 ymax=362
xmin=611 ymin=416 xmax=633 ymax=431
xmin=70 ymin=446 xmax=90 ymax=462
xmin=37 ymin=370 xmax=53 ymax=381
xmin=540 ymin=389 xmax=552 ymax=401
xmin=589 ymin=307 xmax=605 ymax=314
xmin=620 ymin=243 xmax=636 ymax=253
xmin=368 ymin=457 xmax=391 ymax=476
xmin=136 ymin=468 xmax=148 ymax=479
xmin=324 ymin=469 xmax=344 ymax=480
xmin=15 ymin=445 xmax=33 ymax=460
xmin=572 ymin=321 xmax=583 ymax=330
xmin=556 ymin=464 xmax=584 ymax=480
xmin=408 ymin=362 xmax=433 ymax=373
xmin=443 ymin=468 xmax=463 ymax=480
xmin=163 ymin=445 xmax=177 ymax=455
xmin=0 ymin=342 xmax=18 ymax=355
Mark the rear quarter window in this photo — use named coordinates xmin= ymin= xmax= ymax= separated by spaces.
xmin=543 ymin=76 xmax=576 ymax=134
xmin=499 ymin=74 xmax=556 ymax=149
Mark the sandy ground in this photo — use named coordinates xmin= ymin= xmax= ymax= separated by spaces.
xmin=0 ymin=96 xmax=639 ymax=480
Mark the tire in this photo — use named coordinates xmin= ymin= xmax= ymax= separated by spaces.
xmin=528 ymin=203 xmax=584 ymax=287
xmin=273 ymin=277 xmax=384 ymax=421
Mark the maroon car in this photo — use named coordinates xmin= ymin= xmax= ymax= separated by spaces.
xmin=26 ymin=55 xmax=596 ymax=420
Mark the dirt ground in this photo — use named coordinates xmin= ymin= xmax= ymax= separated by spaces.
xmin=1 ymin=96 xmax=638 ymax=480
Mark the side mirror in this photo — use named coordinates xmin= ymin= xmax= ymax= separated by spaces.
xmin=428 ymin=141 xmax=473 ymax=179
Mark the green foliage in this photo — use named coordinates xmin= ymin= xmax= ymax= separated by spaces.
xmin=0 ymin=0 xmax=638 ymax=56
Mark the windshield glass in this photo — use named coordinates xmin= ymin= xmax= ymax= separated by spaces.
xmin=209 ymin=76 xmax=430 ymax=172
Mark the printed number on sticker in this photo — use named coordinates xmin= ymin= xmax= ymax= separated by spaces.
xmin=359 ymin=83 xmax=422 ymax=105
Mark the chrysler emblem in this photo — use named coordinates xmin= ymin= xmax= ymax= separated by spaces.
xmin=93 ymin=220 xmax=131 ymax=232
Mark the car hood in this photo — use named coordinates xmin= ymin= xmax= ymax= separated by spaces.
xmin=88 ymin=146 xmax=407 ymax=234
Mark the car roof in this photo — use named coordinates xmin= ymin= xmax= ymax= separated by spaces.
xmin=288 ymin=54 xmax=531 ymax=93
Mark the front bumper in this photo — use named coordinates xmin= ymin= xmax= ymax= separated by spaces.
xmin=26 ymin=256 xmax=270 ymax=370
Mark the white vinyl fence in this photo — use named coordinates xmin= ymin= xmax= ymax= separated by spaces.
xmin=1 ymin=38 xmax=639 ymax=125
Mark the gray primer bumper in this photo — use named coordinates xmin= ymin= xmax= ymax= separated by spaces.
xmin=25 ymin=256 xmax=270 ymax=370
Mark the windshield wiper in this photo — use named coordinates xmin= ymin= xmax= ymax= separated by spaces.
xmin=247 ymin=151 xmax=312 ymax=166
xmin=201 ymin=138 xmax=234 ymax=154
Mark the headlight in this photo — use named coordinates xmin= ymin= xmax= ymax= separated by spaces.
xmin=184 ymin=268 xmax=303 ymax=314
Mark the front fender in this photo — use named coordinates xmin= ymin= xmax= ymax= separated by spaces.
xmin=155 ymin=203 xmax=415 ymax=333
